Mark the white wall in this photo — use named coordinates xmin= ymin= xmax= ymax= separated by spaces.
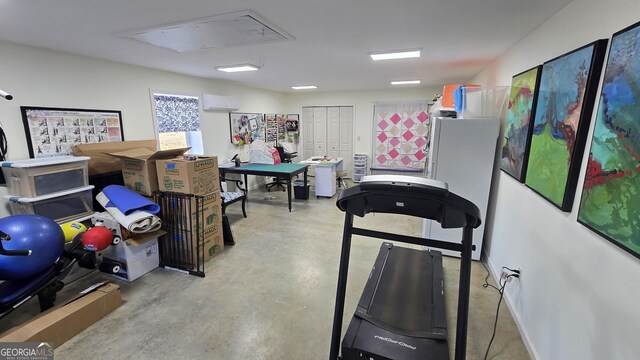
xmin=474 ymin=0 xmax=640 ymax=359
xmin=0 ymin=40 xmax=287 ymax=215
xmin=284 ymin=87 xmax=439 ymax=156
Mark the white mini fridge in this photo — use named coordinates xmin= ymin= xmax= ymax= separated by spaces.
xmin=422 ymin=117 xmax=499 ymax=260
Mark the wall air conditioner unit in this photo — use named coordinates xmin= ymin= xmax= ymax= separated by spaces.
xmin=202 ymin=94 xmax=240 ymax=111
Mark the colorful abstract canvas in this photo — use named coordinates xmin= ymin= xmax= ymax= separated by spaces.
xmin=578 ymin=21 xmax=640 ymax=259
xmin=373 ymin=102 xmax=430 ymax=170
xmin=500 ymin=66 xmax=542 ymax=182
xmin=525 ymin=40 xmax=607 ymax=211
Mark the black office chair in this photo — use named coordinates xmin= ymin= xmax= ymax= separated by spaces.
xmin=266 ymin=146 xmax=294 ymax=192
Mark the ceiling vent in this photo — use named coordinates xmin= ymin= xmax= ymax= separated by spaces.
xmin=116 ymin=10 xmax=294 ymax=52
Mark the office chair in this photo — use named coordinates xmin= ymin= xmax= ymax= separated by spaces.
xmin=266 ymin=146 xmax=291 ymax=192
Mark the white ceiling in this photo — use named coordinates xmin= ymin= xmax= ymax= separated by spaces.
xmin=0 ymin=0 xmax=572 ymax=93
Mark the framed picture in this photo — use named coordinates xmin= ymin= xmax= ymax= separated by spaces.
xmin=229 ymin=112 xmax=264 ymax=145
xmin=500 ymin=65 xmax=542 ymax=182
xmin=20 ymin=106 xmax=124 ymax=158
xmin=578 ymin=21 xmax=640 ymax=259
xmin=286 ymin=114 xmax=299 ymax=132
xmin=285 ymin=114 xmax=300 ymax=144
xmin=524 ymin=39 xmax=608 ymax=211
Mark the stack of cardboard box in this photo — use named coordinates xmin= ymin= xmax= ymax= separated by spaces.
xmin=155 ymin=156 xmax=224 ymax=263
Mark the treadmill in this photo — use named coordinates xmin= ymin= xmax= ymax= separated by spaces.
xmin=329 ymin=175 xmax=481 ymax=360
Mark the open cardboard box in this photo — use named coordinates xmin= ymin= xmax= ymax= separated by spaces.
xmin=72 ymin=140 xmax=158 ymax=176
xmin=0 ymin=282 xmax=122 ymax=347
xmin=108 ymin=147 xmax=190 ymax=196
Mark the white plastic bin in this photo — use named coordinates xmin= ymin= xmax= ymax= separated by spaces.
xmin=1 ymin=156 xmax=90 ymax=197
xmin=353 ymin=167 xmax=367 ymax=175
xmin=457 ymin=86 xmax=509 ymax=119
xmin=4 ymin=185 xmax=95 ymax=223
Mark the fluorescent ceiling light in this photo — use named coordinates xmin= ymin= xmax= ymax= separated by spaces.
xmin=370 ymin=49 xmax=421 ymax=61
xmin=216 ymin=64 xmax=260 ymax=72
xmin=291 ymin=85 xmax=317 ymax=90
xmin=391 ymin=80 xmax=421 ymax=85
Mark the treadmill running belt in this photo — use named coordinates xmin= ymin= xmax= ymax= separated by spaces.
xmin=367 ymin=246 xmax=434 ymax=333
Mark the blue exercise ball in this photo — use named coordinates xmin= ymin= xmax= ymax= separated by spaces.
xmin=0 ymin=214 xmax=65 ymax=280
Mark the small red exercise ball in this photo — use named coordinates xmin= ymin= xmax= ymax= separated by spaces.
xmin=0 ymin=215 xmax=65 ymax=280
xmin=81 ymin=226 xmax=113 ymax=252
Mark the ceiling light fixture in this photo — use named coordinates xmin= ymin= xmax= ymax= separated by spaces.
xmin=391 ymin=80 xmax=421 ymax=85
xmin=370 ymin=49 xmax=421 ymax=61
xmin=216 ymin=64 xmax=260 ymax=72
xmin=291 ymin=85 xmax=318 ymax=90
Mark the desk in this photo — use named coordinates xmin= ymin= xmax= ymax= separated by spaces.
xmin=300 ymin=157 xmax=344 ymax=198
xmin=219 ymin=163 xmax=309 ymax=212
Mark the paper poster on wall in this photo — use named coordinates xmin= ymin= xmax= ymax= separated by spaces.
xmin=20 ymin=106 xmax=124 ymax=158
xmin=264 ymin=114 xmax=286 ymax=145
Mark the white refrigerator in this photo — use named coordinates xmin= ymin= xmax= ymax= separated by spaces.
xmin=422 ymin=117 xmax=500 ymax=260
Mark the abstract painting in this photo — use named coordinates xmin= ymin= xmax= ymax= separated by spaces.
xmin=229 ymin=112 xmax=264 ymax=145
xmin=578 ymin=21 xmax=640 ymax=259
xmin=500 ymin=66 xmax=542 ymax=182
xmin=525 ymin=40 xmax=607 ymax=211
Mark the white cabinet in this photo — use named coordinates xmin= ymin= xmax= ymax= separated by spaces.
xmin=422 ymin=117 xmax=499 ymax=260
xmin=313 ymin=107 xmax=327 ymax=155
xmin=302 ymin=106 xmax=354 ymax=177
xmin=338 ymin=107 xmax=353 ymax=176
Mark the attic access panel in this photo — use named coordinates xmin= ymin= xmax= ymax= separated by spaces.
xmin=119 ymin=10 xmax=294 ymax=52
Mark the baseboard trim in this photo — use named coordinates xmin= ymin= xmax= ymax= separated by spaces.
xmin=483 ymin=255 xmax=540 ymax=360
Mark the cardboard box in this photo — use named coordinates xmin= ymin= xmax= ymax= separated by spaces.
xmin=108 ymin=147 xmax=189 ymax=196
xmin=0 ymin=283 xmax=121 ymax=347
xmin=100 ymin=230 xmax=165 ymax=282
xmin=188 ymin=191 xmax=222 ymax=234
xmin=200 ymin=226 xmax=224 ymax=263
xmin=190 ymin=191 xmax=223 ymax=263
xmin=72 ymin=140 xmax=157 ymax=176
xmin=156 ymin=156 xmax=219 ymax=195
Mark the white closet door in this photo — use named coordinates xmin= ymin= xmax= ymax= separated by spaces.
xmin=339 ymin=107 xmax=354 ymax=177
xmin=313 ymin=107 xmax=327 ymax=155
xmin=327 ymin=107 xmax=341 ymax=158
xmin=302 ymin=107 xmax=314 ymax=160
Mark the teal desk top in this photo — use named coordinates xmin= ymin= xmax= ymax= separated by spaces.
xmin=235 ymin=162 xmax=308 ymax=174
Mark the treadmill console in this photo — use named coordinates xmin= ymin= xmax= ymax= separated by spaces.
xmin=359 ymin=175 xmax=449 ymax=195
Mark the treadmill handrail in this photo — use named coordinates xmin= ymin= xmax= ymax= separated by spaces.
xmin=336 ymin=185 xmax=481 ymax=229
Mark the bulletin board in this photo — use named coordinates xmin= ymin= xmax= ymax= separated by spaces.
xmin=229 ymin=112 xmax=265 ymax=145
xmin=20 ymin=106 xmax=124 ymax=158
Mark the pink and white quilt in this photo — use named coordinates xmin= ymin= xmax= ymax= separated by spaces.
xmin=374 ymin=104 xmax=430 ymax=170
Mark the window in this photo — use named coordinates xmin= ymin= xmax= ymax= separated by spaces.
xmin=151 ymin=93 xmax=203 ymax=154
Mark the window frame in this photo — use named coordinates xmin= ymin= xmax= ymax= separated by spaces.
xmin=149 ymin=89 xmax=204 ymax=153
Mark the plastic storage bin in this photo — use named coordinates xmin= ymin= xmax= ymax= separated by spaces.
xmin=1 ymin=156 xmax=90 ymax=197
xmin=457 ymin=86 xmax=509 ymax=119
xmin=4 ymin=185 xmax=95 ymax=223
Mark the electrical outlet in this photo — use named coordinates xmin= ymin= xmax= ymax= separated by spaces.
xmin=500 ymin=271 xmax=509 ymax=281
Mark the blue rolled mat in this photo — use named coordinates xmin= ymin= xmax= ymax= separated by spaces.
xmin=102 ymin=185 xmax=160 ymax=215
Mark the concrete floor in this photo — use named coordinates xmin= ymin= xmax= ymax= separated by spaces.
xmin=1 ymin=184 xmax=530 ymax=360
